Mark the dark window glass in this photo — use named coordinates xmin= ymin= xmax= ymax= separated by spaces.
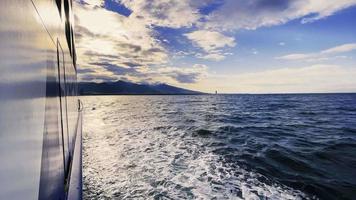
xmin=64 ymin=0 xmax=72 ymax=55
xmin=56 ymin=0 xmax=61 ymax=16
xmin=64 ymin=0 xmax=70 ymax=21
xmin=65 ymin=21 xmax=72 ymax=55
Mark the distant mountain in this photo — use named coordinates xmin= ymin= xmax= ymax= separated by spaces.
xmin=79 ymin=80 xmax=204 ymax=95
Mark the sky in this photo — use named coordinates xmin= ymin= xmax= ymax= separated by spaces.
xmin=74 ymin=0 xmax=356 ymax=93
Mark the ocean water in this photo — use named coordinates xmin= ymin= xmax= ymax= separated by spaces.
xmin=82 ymin=94 xmax=356 ymax=200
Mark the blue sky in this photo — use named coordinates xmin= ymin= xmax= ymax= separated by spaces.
xmin=74 ymin=0 xmax=356 ymax=93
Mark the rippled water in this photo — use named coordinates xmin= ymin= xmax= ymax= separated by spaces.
xmin=82 ymin=94 xmax=356 ymax=200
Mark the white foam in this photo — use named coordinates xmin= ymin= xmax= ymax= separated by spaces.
xmin=82 ymin=96 xmax=309 ymax=199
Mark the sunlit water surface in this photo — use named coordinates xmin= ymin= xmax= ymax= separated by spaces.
xmin=82 ymin=94 xmax=356 ymax=200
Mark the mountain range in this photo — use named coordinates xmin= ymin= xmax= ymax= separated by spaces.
xmin=79 ymin=81 xmax=204 ymax=95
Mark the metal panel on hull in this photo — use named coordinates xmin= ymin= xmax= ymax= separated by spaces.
xmin=38 ymin=49 xmax=66 ymax=200
xmin=65 ymin=57 xmax=79 ymax=154
xmin=0 ymin=1 xmax=54 ymax=199
xmin=0 ymin=0 xmax=81 ymax=199
xmin=58 ymin=41 xmax=71 ymax=174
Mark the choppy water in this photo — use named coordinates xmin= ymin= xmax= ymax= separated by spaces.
xmin=82 ymin=94 xmax=356 ymax=200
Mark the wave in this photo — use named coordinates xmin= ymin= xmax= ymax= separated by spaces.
xmin=82 ymin=94 xmax=356 ymax=199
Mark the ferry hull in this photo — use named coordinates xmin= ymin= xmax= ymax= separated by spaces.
xmin=0 ymin=0 xmax=82 ymax=199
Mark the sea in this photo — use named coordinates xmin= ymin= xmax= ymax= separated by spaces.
xmin=81 ymin=94 xmax=356 ymax=200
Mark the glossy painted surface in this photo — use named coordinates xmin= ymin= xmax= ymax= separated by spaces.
xmin=0 ymin=0 xmax=81 ymax=199
xmin=68 ymin=111 xmax=83 ymax=200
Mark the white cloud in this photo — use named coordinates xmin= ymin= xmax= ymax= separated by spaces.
xmin=277 ymin=43 xmax=356 ymax=61
xmin=77 ymin=0 xmax=104 ymax=8
xmin=155 ymin=64 xmax=208 ymax=84
xmin=194 ymin=64 xmax=356 ymax=93
xmin=277 ymin=54 xmax=310 ymax=60
xmin=300 ymin=0 xmax=356 ymax=23
xmin=119 ymin=0 xmax=202 ymax=28
xmin=184 ymin=30 xmax=236 ymax=61
xmin=75 ymin=1 xmax=171 ymax=82
xmin=203 ymin=0 xmax=356 ymax=31
xmin=74 ymin=0 xmax=356 ymax=92
xmin=197 ymin=53 xmax=226 ymax=61
xmin=321 ymin=43 xmax=356 ymax=54
xmin=74 ymin=0 xmax=212 ymax=84
xmin=185 ymin=30 xmax=236 ymax=52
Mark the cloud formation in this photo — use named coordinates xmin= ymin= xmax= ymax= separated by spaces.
xmin=119 ymin=0 xmax=202 ymax=28
xmin=75 ymin=1 xmax=167 ymax=63
xmin=76 ymin=1 xmax=197 ymax=84
xmin=156 ymin=64 xmax=208 ymax=84
xmin=74 ymin=0 xmax=356 ymax=91
xmin=204 ymin=0 xmax=356 ymax=30
xmin=184 ymin=30 xmax=236 ymax=61
xmin=198 ymin=64 xmax=356 ymax=93
xmin=75 ymin=0 xmax=212 ymax=84
xmin=276 ymin=43 xmax=356 ymax=61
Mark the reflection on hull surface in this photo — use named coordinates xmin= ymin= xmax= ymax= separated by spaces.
xmin=0 ymin=0 xmax=82 ymax=199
